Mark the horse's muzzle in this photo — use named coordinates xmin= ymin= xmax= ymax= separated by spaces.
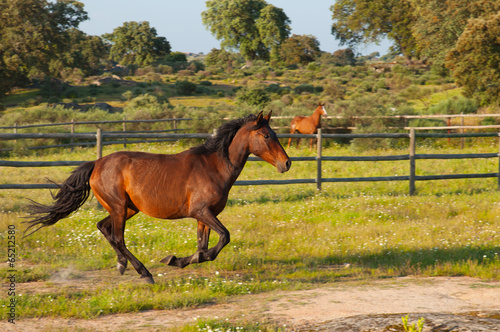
xmin=278 ymin=158 xmax=291 ymax=173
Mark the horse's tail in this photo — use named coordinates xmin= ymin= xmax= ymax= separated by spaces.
xmin=24 ymin=161 xmax=95 ymax=236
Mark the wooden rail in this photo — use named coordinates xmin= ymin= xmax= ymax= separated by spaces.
xmin=1 ymin=130 xmax=499 ymax=195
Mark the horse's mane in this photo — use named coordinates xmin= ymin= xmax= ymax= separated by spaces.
xmin=191 ymin=114 xmax=263 ymax=159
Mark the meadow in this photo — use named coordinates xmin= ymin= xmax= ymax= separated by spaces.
xmin=1 ymin=58 xmax=500 ymax=330
xmin=1 ymin=138 xmax=499 ymax=330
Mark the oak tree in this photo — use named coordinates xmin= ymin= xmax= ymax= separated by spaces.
xmin=103 ymin=21 xmax=171 ymax=67
xmin=445 ymin=12 xmax=500 ymax=105
xmin=202 ymin=0 xmax=290 ymax=63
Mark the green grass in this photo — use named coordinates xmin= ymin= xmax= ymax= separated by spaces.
xmin=1 ymin=141 xmax=499 ymax=325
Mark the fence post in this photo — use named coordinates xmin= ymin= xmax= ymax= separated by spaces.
xmin=316 ymin=128 xmax=322 ymax=191
xmin=498 ymin=133 xmax=500 ymax=190
xmin=123 ymin=116 xmax=127 ymax=148
xmin=409 ymin=127 xmax=416 ymax=195
xmin=96 ymin=128 xmax=103 ymax=160
xmin=71 ymin=119 xmax=75 ymax=152
xmin=461 ymin=112 xmax=464 ymax=149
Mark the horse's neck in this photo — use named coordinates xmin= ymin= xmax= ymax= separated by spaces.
xmin=226 ymin=135 xmax=250 ymax=177
xmin=310 ymin=108 xmax=322 ymax=125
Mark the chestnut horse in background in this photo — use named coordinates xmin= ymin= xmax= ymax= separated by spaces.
xmin=25 ymin=112 xmax=291 ymax=284
xmin=287 ymin=103 xmax=328 ymax=149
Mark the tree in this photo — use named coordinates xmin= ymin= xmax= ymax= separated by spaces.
xmin=255 ymin=4 xmax=291 ymax=62
xmin=279 ymin=35 xmax=321 ymax=66
xmin=103 ymin=21 xmax=171 ymax=67
xmin=445 ymin=12 xmax=500 ymax=105
xmin=410 ymin=0 xmax=500 ymax=67
xmin=60 ymin=28 xmax=108 ymax=75
xmin=204 ymin=48 xmax=243 ymax=71
xmin=202 ymin=0 xmax=290 ymax=63
xmin=331 ymin=49 xmax=356 ymax=66
xmin=0 ymin=0 xmax=88 ymax=96
xmin=330 ymin=0 xmax=418 ymax=60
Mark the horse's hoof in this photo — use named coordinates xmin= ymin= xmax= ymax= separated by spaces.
xmin=160 ymin=255 xmax=176 ymax=266
xmin=117 ymin=262 xmax=127 ymax=275
xmin=141 ymin=275 xmax=155 ymax=285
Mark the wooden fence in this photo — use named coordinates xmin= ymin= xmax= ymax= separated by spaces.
xmin=1 ymin=129 xmax=499 ymax=195
xmin=3 ymin=113 xmax=500 ymax=132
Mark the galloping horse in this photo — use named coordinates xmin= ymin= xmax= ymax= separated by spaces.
xmin=287 ymin=103 xmax=328 ymax=149
xmin=25 ymin=111 xmax=291 ymax=284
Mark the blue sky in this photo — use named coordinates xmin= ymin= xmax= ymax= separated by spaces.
xmin=79 ymin=0 xmax=390 ymax=56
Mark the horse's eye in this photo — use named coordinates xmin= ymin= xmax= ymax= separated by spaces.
xmin=264 ymin=134 xmax=270 ymax=139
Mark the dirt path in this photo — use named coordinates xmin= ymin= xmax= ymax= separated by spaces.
xmin=4 ymin=277 xmax=500 ymax=331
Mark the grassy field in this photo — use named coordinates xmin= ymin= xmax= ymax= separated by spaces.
xmin=1 ymin=140 xmax=500 ymax=330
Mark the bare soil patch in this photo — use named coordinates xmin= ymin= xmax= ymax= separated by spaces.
xmin=3 ymin=276 xmax=499 ymax=331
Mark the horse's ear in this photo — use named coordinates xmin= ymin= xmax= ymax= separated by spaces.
xmin=256 ymin=111 xmax=264 ymax=123
xmin=264 ymin=110 xmax=272 ymax=123
xmin=319 ymin=102 xmax=324 ymax=106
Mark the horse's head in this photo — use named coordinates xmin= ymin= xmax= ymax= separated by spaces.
xmin=318 ymin=103 xmax=327 ymax=116
xmin=248 ymin=111 xmax=291 ymax=173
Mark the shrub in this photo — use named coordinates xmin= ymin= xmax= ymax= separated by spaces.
xmin=427 ymin=96 xmax=478 ymax=115
xmin=175 ymin=80 xmax=197 ymax=96
xmin=294 ymin=84 xmax=315 ymax=94
xmin=235 ymin=87 xmax=271 ymax=107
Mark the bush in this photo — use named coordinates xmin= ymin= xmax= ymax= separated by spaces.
xmin=294 ymin=84 xmax=315 ymax=94
xmin=235 ymin=87 xmax=271 ymax=107
xmin=427 ymin=97 xmax=478 ymax=115
xmin=175 ymin=80 xmax=197 ymax=95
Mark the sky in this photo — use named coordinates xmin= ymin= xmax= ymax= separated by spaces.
xmin=78 ymin=0 xmax=391 ymax=56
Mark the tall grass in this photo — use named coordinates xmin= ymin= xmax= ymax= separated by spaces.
xmin=1 ymin=141 xmax=499 ymax=321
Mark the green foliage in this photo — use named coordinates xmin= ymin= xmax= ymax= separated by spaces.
xmin=402 ymin=315 xmax=425 ymax=332
xmin=411 ymin=0 xmax=500 ymax=67
xmin=330 ymin=0 xmax=418 ymax=59
xmin=331 ymin=49 xmax=356 ymax=66
xmin=205 ymin=48 xmax=244 ymax=71
xmin=202 ymin=0 xmax=290 ymax=62
xmin=235 ymin=87 xmax=271 ymax=107
xmin=0 ymin=0 xmax=89 ymax=96
xmin=175 ymin=80 xmax=198 ymax=96
xmin=446 ymin=12 xmax=500 ymax=106
xmin=103 ymin=21 xmax=171 ymax=67
xmin=294 ymin=84 xmax=322 ymax=94
xmin=279 ymin=34 xmax=321 ymax=66
xmin=426 ymin=97 xmax=478 ymax=115
xmin=123 ymin=94 xmax=172 ymax=121
xmin=163 ymin=52 xmax=187 ymax=63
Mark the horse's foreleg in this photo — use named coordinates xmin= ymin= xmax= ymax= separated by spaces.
xmin=162 ymin=212 xmax=229 ymax=268
xmin=197 ymin=221 xmax=211 ymax=251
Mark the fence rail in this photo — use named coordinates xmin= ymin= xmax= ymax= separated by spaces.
xmin=1 ymin=129 xmax=500 ymax=195
xmin=3 ymin=113 xmax=500 ymax=131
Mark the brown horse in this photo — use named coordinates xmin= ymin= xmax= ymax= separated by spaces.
xmin=25 ymin=111 xmax=291 ymax=284
xmin=287 ymin=103 xmax=328 ymax=149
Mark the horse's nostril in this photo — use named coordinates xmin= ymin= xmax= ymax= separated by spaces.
xmin=286 ymin=159 xmax=292 ymax=170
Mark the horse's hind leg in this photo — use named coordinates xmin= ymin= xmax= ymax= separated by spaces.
xmin=97 ymin=216 xmax=128 ymax=274
xmin=97 ymin=207 xmax=154 ymax=284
